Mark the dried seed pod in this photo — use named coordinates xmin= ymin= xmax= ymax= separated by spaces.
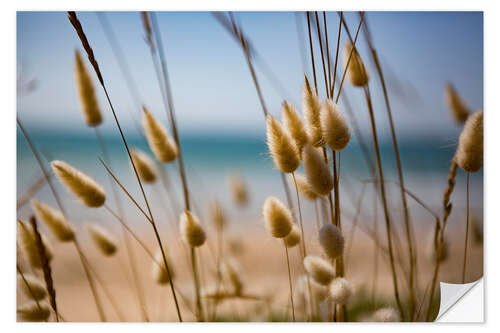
xmin=303 ymin=255 xmax=335 ymax=285
xmin=283 ymin=224 xmax=301 ymax=248
xmin=302 ymin=145 xmax=333 ymax=196
xmin=17 ymin=301 xmax=51 ymax=321
xmin=180 ymin=210 xmax=206 ymax=247
xmin=444 ymin=83 xmax=470 ymax=124
xmin=329 ymin=277 xmax=353 ymax=304
xmin=342 ymin=42 xmax=369 ymax=87
xmin=18 ymin=274 xmax=47 ymax=300
xmin=372 ymin=307 xmax=400 ymax=322
xmin=51 ymin=160 xmax=106 ymax=208
xmin=321 ymin=99 xmax=350 ymax=151
xmin=130 ymin=148 xmax=158 ymax=183
xmin=262 ymin=196 xmax=293 ymax=238
xmin=319 ymin=224 xmax=344 ymax=260
xmin=455 ymin=110 xmax=483 ymax=173
xmin=18 ymin=220 xmax=54 ymax=268
xmin=85 ymin=224 xmax=117 ymax=256
xmin=266 ymin=114 xmax=299 ymax=173
xmin=282 ymin=101 xmax=309 ymax=157
xmin=302 ymin=76 xmax=324 ymax=147
xmin=152 ymin=248 xmax=175 ymax=285
xmin=74 ymin=50 xmax=102 ymax=127
xmin=142 ymin=107 xmax=178 ymax=163
xmin=31 ymin=200 xmax=75 ymax=242
xmin=291 ymin=173 xmax=319 ymax=201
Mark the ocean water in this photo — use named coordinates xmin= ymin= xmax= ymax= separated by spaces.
xmin=17 ymin=129 xmax=483 ymax=234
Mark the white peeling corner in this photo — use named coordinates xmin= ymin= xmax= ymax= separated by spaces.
xmin=436 ymin=278 xmax=483 ymax=322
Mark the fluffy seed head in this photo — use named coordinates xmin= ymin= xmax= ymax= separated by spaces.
xmin=302 ymin=76 xmax=324 ymax=147
xmin=455 ymin=110 xmax=483 ymax=173
xmin=75 ymin=50 xmax=102 ymax=126
xmin=303 ymin=255 xmax=335 ymax=285
xmin=283 ymin=224 xmax=301 ymax=248
xmin=229 ymin=173 xmax=249 ymax=207
xmin=342 ymin=42 xmax=369 ymax=87
xmin=17 ymin=302 xmax=51 ymax=322
xmin=152 ymin=248 xmax=175 ymax=285
xmin=31 ymin=199 xmax=75 ymax=242
xmin=221 ymin=257 xmax=244 ymax=296
xmin=282 ymin=101 xmax=309 ymax=157
xmin=302 ymin=145 xmax=333 ymax=196
xmin=18 ymin=274 xmax=47 ymax=300
xmin=266 ymin=114 xmax=300 ymax=173
xmin=180 ymin=210 xmax=206 ymax=247
xmin=445 ymin=83 xmax=470 ymax=124
xmin=130 ymin=148 xmax=158 ymax=183
xmin=142 ymin=107 xmax=178 ymax=163
xmin=319 ymin=224 xmax=344 ymax=260
xmin=262 ymin=196 xmax=293 ymax=238
xmin=321 ymin=99 xmax=350 ymax=151
xmin=292 ymin=173 xmax=319 ymax=201
xmin=18 ymin=220 xmax=54 ymax=268
xmin=85 ymin=224 xmax=118 ymax=256
xmin=51 ymin=160 xmax=106 ymax=207
xmin=209 ymin=199 xmax=226 ymax=231
xmin=372 ymin=307 xmax=401 ymax=322
xmin=329 ymin=278 xmax=353 ymax=304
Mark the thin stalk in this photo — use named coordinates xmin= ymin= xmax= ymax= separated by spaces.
xmin=371 ymin=186 xmax=379 ymax=309
xmin=313 ymin=200 xmax=321 ymax=233
xmin=191 ymin=248 xmax=204 ymax=321
xmin=314 ymin=11 xmax=329 ymax=97
xmin=291 ymin=173 xmax=307 ymax=258
xmin=462 ymin=172 xmax=470 ymax=283
xmin=94 ymin=127 xmax=149 ymax=322
xmin=330 ymin=12 xmax=343 ymax=97
xmin=323 ymin=12 xmax=332 ymax=95
xmin=73 ymin=240 xmax=107 ymax=321
xmin=67 ymin=11 xmax=182 ymax=321
xmin=17 ymin=174 xmax=48 ymax=210
xmin=284 ymin=244 xmax=296 ymax=321
xmin=361 ymin=13 xmax=416 ymax=316
xmin=362 ymin=85 xmax=404 ymax=320
xmin=306 ymin=12 xmax=318 ymax=94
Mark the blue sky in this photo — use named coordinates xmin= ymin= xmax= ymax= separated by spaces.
xmin=17 ymin=11 xmax=483 ymax=140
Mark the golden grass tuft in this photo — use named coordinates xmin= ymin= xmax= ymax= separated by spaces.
xmin=31 ymin=200 xmax=75 ymax=242
xmin=18 ymin=273 xmax=47 ymax=300
xmin=342 ymin=42 xmax=369 ymax=87
xmin=303 ymin=255 xmax=335 ymax=286
xmin=51 ymin=160 xmax=106 ymax=208
xmin=152 ymin=248 xmax=175 ymax=285
xmin=262 ymin=196 xmax=293 ymax=238
xmin=329 ymin=277 xmax=353 ymax=305
xmin=372 ymin=307 xmax=401 ymax=322
xmin=74 ymin=50 xmax=103 ymax=127
xmin=85 ymin=224 xmax=118 ymax=256
xmin=291 ymin=173 xmax=319 ymax=201
xmin=229 ymin=173 xmax=249 ymax=207
xmin=319 ymin=224 xmax=344 ymax=260
xmin=130 ymin=148 xmax=158 ymax=183
xmin=17 ymin=301 xmax=51 ymax=322
xmin=444 ymin=83 xmax=470 ymax=124
xmin=302 ymin=76 xmax=324 ymax=147
xmin=455 ymin=110 xmax=483 ymax=173
xmin=265 ymin=114 xmax=300 ymax=173
xmin=320 ymin=99 xmax=350 ymax=151
xmin=281 ymin=101 xmax=309 ymax=157
xmin=180 ymin=210 xmax=206 ymax=247
xmin=283 ymin=224 xmax=301 ymax=248
xmin=209 ymin=198 xmax=226 ymax=231
xmin=18 ymin=220 xmax=54 ymax=268
xmin=302 ymin=145 xmax=333 ymax=196
xmin=142 ymin=107 xmax=178 ymax=163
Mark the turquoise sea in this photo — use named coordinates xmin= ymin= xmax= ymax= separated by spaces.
xmin=17 ymin=129 xmax=483 ymax=234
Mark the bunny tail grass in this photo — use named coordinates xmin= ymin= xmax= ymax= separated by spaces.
xmin=51 ymin=160 xmax=106 ymax=208
xmin=31 ymin=199 xmax=75 ymax=242
xmin=282 ymin=101 xmax=309 ymax=158
xmin=302 ymin=76 xmax=324 ymax=147
xmin=320 ymin=99 xmax=350 ymax=151
xmin=74 ymin=50 xmax=102 ymax=127
xmin=455 ymin=110 xmax=483 ymax=173
xmin=266 ymin=114 xmax=300 ymax=173
xmin=130 ymin=148 xmax=158 ymax=183
xmin=142 ymin=107 xmax=178 ymax=163
xmin=262 ymin=196 xmax=293 ymax=238
xmin=342 ymin=41 xmax=369 ymax=87
xmin=444 ymin=83 xmax=470 ymax=124
xmin=302 ymin=145 xmax=333 ymax=196
xmin=85 ymin=224 xmax=118 ymax=256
